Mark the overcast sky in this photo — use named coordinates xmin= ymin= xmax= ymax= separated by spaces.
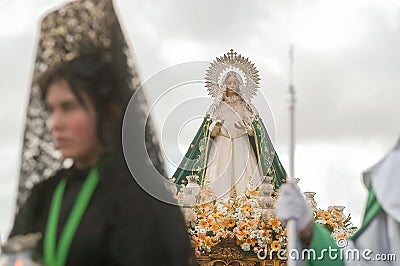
xmin=1 ymin=0 xmax=400 ymax=239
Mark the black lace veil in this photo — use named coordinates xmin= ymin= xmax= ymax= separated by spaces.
xmin=17 ymin=0 xmax=165 ymax=208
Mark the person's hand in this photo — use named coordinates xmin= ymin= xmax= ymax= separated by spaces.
xmin=234 ymin=121 xmax=249 ymax=130
xmin=276 ymin=180 xmax=313 ymax=235
xmin=210 ymin=120 xmax=223 ymax=132
xmin=233 ymin=122 xmax=244 ymax=130
xmin=209 ymin=120 xmax=224 ymax=136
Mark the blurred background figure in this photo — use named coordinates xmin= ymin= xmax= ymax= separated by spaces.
xmin=3 ymin=0 xmax=196 ymax=265
xmin=276 ymin=137 xmax=400 ymax=265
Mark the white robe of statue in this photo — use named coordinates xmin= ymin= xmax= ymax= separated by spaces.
xmin=204 ymin=94 xmax=262 ymax=199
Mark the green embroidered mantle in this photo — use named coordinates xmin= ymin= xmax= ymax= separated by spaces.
xmin=172 ymin=116 xmax=287 ymax=189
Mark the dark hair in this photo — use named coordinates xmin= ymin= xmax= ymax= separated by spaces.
xmin=37 ymin=55 xmax=132 ymax=152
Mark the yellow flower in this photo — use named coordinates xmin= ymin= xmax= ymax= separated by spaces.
xmin=213 ymin=211 xmax=224 ymax=219
xmin=198 ymin=233 xmax=206 ymax=240
xmin=271 ymin=241 xmax=281 ymax=251
xmin=265 ymin=229 xmax=272 ymax=238
xmin=238 ymin=221 xmax=247 ymax=230
xmin=337 ymin=232 xmax=348 ymax=239
xmin=223 ymin=218 xmax=236 ymax=228
xmin=199 ymin=219 xmax=208 ymax=228
xmin=208 ymin=203 xmax=216 ymax=211
xmin=248 ymin=189 xmax=258 ymax=197
xmin=210 ymin=222 xmax=219 ymax=232
xmin=200 ymin=211 xmax=208 ymax=218
xmin=326 ymin=220 xmax=335 ymax=227
xmin=250 ymin=219 xmax=258 ymax=230
xmin=205 ymin=236 xmax=213 ymax=247
xmin=269 ymin=218 xmax=281 ymax=228
xmin=242 ymin=204 xmax=251 ymax=212
xmin=236 ymin=230 xmax=248 ymax=240
xmin=260 ymin=221 xmax=267 ymax=231
xmin=323 ymin=211 xmax=331 ymax=220
xmin=191 ymin=239 xmax=201 ymax=250
xmin=199 ymin=203 xmax=208 ymax=209
xmin=246 ymin=237 xmax=257 ymax=246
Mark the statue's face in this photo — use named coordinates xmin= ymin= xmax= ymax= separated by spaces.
xmin=226 ymin=88 xmax=237 ymax=97
xmin=225 ymin=75 xmax=239 ymax=92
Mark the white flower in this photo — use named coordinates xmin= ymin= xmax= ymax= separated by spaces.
xmin=241 ymin=243 xmax=251 ymax=251
xmin=258 ymin=239 xmax=267 ymax=247
xmin=250 ymin=230 xmax=263 ymax=239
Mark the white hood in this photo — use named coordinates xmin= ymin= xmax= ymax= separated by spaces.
xmin=363 ymin=137 xmax=400 ymax=223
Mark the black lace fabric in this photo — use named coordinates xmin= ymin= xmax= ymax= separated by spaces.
xmin=17 ymin=0 xmax=165 ymax=209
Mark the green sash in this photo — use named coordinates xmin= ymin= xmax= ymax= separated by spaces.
xmin=44 ymin=167 xmax=100 ymax=266
xmin=307 ymin=186 xmax=383 ymax=265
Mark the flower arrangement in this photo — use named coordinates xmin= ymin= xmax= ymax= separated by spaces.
xmin=181 ymin=185 xmax=287 ymax=257
xmin=178 ymin=179 xmax=357 ymax=258
xmin=314 ymin=206 xmax=358 ymax=240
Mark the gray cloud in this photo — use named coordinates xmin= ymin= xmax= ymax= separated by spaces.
xmin=294 ymin=19 xmax=400 ymax=143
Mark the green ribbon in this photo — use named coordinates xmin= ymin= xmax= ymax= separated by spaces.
xmin=44 ymin=167 xmax=100 ymax=266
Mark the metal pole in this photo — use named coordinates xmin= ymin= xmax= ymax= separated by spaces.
xmin=287 ymin=44 xmax=297 ymax=266
xmin=289 ymin=45 xmax=296 ymax=180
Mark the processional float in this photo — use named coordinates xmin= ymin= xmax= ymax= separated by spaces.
xmin=174 ymin=49 xmax=357 ymax=266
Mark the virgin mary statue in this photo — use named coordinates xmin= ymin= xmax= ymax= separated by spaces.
xmin=173 ymin=49 xmax=287 ymax=199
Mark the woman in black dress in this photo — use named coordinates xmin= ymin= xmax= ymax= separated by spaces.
xmin=9 ymin=1 xmax=195 ymax=265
